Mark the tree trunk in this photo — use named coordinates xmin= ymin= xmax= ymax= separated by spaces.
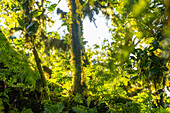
xmin=68 ymin=0 xmax=83 ymax=94
xmin=32 ymin=46 xmax=46 ymax=88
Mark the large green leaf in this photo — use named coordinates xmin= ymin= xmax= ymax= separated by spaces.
xmin=48 ymin=4 xmax=57 ymax=12
xmin=32 ymin=9 xmax=43 ymax=18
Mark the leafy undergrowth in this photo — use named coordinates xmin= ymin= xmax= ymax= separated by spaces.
xmin=1 ymin=87 xmax=170 ymax=113
xmin=0 ymin=0 xmax=170 ymax=112
xmin=0 ymin=87 xmax=136 ymax=113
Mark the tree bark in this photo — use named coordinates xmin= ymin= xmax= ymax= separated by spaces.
xmin=32 ymin=46 xmax=46 ymax=88
xmin=68 ymin=0 xmax=83 ymax=94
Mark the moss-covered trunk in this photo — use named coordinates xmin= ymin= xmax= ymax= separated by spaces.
xmin=32 ymin=46 xmax=46 ymax=88
xmin=68 ymin=0 xmax=83 ymax=94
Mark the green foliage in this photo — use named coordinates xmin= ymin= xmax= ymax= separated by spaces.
xmin=44 ymin=102 xmax=65 ymax=113
xmin=0 ymin=0 xmax=169 ymax=112
xmin=32 ymin=9 xmax=43 ymax=18
xmin=0 ymin=31 xmax=39 ymax=87
xmin=73 ymin=94 xmax=83 ymax=104
xmin=21 ymin=108 xmax=33 ymax=113
xmin=48 ymin=4 xmax=57 ymax=12
xmin=0 ymin=99 xmax=4 ymax=113
xmin=72 ymin=105 xmax=87 ymax=113
xmin=9 ymin=108 xmax=33 ymax=113
xmin=72 ymin=105 xmax=97 ymax=113
xmin=147 ymin=107 xmax=169 ymax=113
xmin=121 ymin=102 xmax=141 ymax=113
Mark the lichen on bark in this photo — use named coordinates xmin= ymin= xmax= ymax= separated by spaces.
xmin=67 ymin=0 xmax=85 ymax=94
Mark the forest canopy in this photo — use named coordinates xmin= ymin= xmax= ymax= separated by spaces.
xmin=0 ymin=0 xmax=170 ymax=112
